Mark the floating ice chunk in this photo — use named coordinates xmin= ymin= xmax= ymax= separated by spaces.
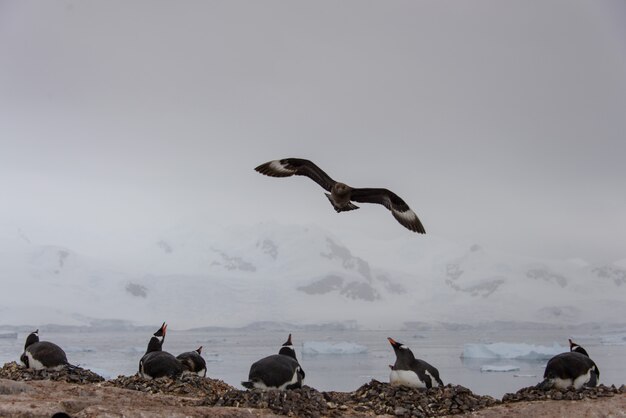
xmin=480 ymin=365 xmax=520 ymax=372
xmin=461 ymin=342 xmax=565 ymax=360
xmin=514 ymin=374 xmax=537 ymax=378
xmin=302 ymin=341 xmax=368 ymax=355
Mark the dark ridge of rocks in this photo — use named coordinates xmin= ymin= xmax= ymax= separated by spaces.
xmin=104 ymin=373 xmax=235 ymax=401
xmin=502 ymin=383 xmax=626 ymax=403
xmin=0 ymin=361 xmax=104 ymax=384
xmin=204 ymin=380 xmax=502 ymax=417
xmin=207 ymin=385 xmax=333 ymax=418
xmin=338 ymin=380 xmax=500 ymax=417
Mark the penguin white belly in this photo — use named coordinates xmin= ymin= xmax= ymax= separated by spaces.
xmin=276 ymin=368 xmax=301 ymax=390
xmin=389 ymin=370 xmax=426 ymax=388
xmin=24 ymin=352 xmax=64 ymax=371
xmin=572 ymin=369 xmax=592 ymax=389
xmin=181 ymin=369 xmax=206 ymax=377
xmin=550 ymin=368 xmax=592 ymax=390
xmin=139 ymin=361 xmax=152 ymax=379
xmin=25 ymin=352 xmax=46 ymax=370
xmin=252 ymin=368 xmax=300 ymax=391
xmin=551 ymin=377 xmax=573 ymax=389
xmin=425 ymin=370 xmax=440 ymax=388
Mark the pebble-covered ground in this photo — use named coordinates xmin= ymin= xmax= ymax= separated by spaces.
xmin=339 ymin=380 xmax=500 ymax=417
xmin=502 ymin=383 xmax=626 ymax=403
xmin=201 ymin=380 xmax=502 ymax=417
xmin=1 ymin=361 xmax=625 ymax=417
xmin=105 ymin=373 xmax=234 ymax=402
xmin=0 ymin=361 xmax=104 ymax=384
xmin=209 ymin=386 xmax=332 ymax=417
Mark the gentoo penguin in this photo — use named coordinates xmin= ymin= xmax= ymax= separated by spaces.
xmin=138 ymin=322 xmax=183 ymax=379
xmin=255 ymin=158 xmax=426 ymax=233
xmin=242 ymin=333 xmax=305 ymax=390
xmin=177 ymin=346 xmax=207 ymax=377
xmin=537 ymin=339 xmax=600 ymax=390
xmin=388 ymin=337 xmax=443 ymax=389
xmin=20 ymin=330 xmax=68 ymax=370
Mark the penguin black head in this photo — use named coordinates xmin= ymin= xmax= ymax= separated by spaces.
xmin=278 ymin=333 xmax=297 ymax=359
xmin=388 ymin=337 xmax=416 ymax=363
xmin=154 ymin=322 xmax=167 ymax=338
xmin=146 ymin=323 xmax=167 ymax=353
xmin=24 ymin=329 xmax=39 ymax=350
xmin=569 ymin=338 xmax=589 ymax=357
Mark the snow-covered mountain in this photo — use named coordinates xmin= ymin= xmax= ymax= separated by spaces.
xmin=1 ymin=222 xmax=624 ymax=329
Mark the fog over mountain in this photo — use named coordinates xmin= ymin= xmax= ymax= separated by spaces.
xmin=1 ymin=1 xmax=625 ymax=265
xmin=0 ymin=1 xmax=625 ymax=328
xmin=1 ymin=222 xmax=624 ymax=329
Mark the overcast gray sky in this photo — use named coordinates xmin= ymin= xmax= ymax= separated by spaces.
xmin=1 ymin=0 xmax=625 ymax=262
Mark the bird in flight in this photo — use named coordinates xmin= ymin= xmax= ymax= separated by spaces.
xmin=255 ymin=158 xmax=425 ymax=233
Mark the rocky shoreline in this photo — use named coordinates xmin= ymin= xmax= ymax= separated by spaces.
xmin=0 ymin=362 xmax=624 ymax=417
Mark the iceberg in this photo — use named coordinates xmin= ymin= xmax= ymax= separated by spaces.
xmin=480 ymin=365 xmax=520 ymax=372
xmin=302 ymin=341 xmax=368 ymax=355
xmin=461 ymin=342 xmax=565 ymax=360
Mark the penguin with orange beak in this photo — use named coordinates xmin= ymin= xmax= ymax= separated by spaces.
xmin=388 ymin=337 xmax=443 ymax=389
xmin=139 ymin=322 xmax=183 ymax=379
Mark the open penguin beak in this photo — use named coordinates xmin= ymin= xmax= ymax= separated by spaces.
xmin=568 ymin=338 xmax=575 ymax=349
xmin=154 ymin=322 xmax=167 ymax=337
xmin=196 ymin=346 xmax=202 ymax=354
xmin=387 ymin=337 xmax=400 ymax=348
xmin=284 ymin=333 xmax=292 ymax=346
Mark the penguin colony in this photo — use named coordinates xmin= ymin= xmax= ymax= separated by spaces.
xmin=14 ymin=159 xmax=604 ymax=394
xmin=18 ymin=329 xmax=600 ymax=393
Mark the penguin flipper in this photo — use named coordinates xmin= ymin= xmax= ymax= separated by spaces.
xmin=241 ymin=381 xmax=255 ymax=389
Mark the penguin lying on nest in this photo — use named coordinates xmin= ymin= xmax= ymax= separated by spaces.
xmin=177 ymin=346 xmax=207 ymax=377
xmin=21 ymin=329 xmax=70 ymax=371
xmin=242 ymin=334 xmax=305 ymax=390
xmin=388 ymin=337 xmax=443 ymax=389
xmin=537 ymin=338 xmax=600 ymax=390
xmin=139 ymin=322 xmax=183 ymax=379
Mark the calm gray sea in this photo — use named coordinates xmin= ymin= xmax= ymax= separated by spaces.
xmin=1 ymin=326 xmax=624 ymax=398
